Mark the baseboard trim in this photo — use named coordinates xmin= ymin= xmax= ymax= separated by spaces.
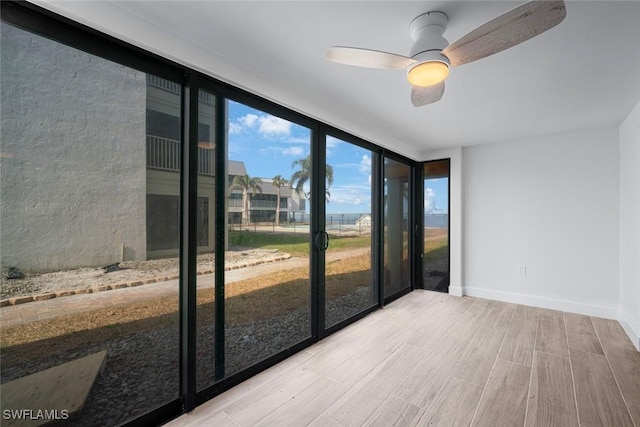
xmin=618 ymin=310 xmax=640 ymax=351
xmin=462 ymin=286 xmax=618 ymax=319
xmin=448 ymin=285 xmax=463 ymax=297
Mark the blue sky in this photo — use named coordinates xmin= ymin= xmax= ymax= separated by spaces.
xmin=228 ymin=100 xmax=447 ymax=214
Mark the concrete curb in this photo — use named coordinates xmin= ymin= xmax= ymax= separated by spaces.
xmin=0 ymin=254 xmax=291 ymax=308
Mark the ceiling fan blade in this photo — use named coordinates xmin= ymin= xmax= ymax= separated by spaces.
xmin=443 ymin=0 xmax=566 ymax=67
xmin=411 ymin=82 xmax=445 ymax=107
xmin=326 ymin=46 xmax=416 ymax=70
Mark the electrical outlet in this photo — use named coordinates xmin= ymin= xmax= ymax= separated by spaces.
xmin=517 ymin=265 xmax=527 ymax=276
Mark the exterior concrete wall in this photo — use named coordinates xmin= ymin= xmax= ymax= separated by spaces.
xmin=0 ymin=23 xmax=147 ymax=272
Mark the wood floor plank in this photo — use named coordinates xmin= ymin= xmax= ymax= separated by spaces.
xmin=536 ymin=309 xmax=569 ymax=358
xmin=447 ymin=300 xmax=496 ymax=342
xmin=307 ymin=415 xmax=343 ymax=427
xmin=362 ymin=395 xmax=424 ymax=427
xmin=565 ymin=313 xmax=605 ymax=355
xmin=570 ymin=348 xmax=634 ymax=427
xmin=325 ymin=343 xmax=424 ymax=426
xmin=628 ymin=403 xmax=640 ymax=426
xmin=452 ymin=325 xmax=507 ymax=386
xmin=499 ymin=316 xmax=537 ymax=367
xmin=392 ymin=335 xmax=470 ymax=411
xmin=600 ymin=338 xmax=640 ymax=406
xmin=165 ymin=410 xmax=240 ymax=427
xmin=487 ymin=301 xmax=517 ymax=331
xmin=416 ymin=376 xmax=484 ymax=427
xmin=472 ymin=359 xmax=531 ymax=427
xmin=591 ymin=317 xmax=635 ymax=347
xmin=514 ymin=304 xmax=540 ymax=321
xmin=254 ymin=377 xmax=347 ymax=427
xmin=525 ymin=351 xmax=579 ymax=427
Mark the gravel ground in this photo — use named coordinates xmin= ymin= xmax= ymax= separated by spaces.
xmin=1 ymin=287 xmax=373 ymax=426
xmin=0 ymin=248 xmax=285 ymax=299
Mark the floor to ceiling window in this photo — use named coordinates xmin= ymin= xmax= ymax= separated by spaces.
xmin=323 ymin=136 xmax=377 ymax=329
xmin=221 ymin=100 xmax=313 ymax=377
xmin=383 ymin=156 xmax=412 ymax=300
xmin=423 ymin=160 xmax=450 ymax=293
xmin=0 ymin=21 xmax=180 ymax=426
xmin=0 ymin=3 xmax=419 ymax=425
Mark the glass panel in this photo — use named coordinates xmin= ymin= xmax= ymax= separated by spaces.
xmin=423 ymin=160 xmax=450 ymax=292
xmin=196 ymin=89 xmax=217 ymax=391
xmin=325 ymin=137 xmax=375 ymax=328
xmin=383 ymin=158 xmax=411 ymax=298
xmin=0 ymin=23 xmax=179 ymax=425
xmin=225 ymin=100 xmax=311 ymax=375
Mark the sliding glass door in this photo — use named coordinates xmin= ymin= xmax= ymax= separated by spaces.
xmin=423 ymin=160 xmax=450 ymax=292
xmin=383 ymin=157 xmax=412 ymax=300
xmin=323 ymin=136 xmax=377 ymax=329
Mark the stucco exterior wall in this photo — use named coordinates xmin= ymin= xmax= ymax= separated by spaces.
xmin=0 ymin=23 xmax=147 ymax=272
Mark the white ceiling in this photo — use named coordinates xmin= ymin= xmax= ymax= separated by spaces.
xmin=34 ymin=1 xmax=640 ymax=160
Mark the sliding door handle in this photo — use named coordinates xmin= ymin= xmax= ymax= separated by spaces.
xmin=314 ymin=231 xmax=330 ymax=251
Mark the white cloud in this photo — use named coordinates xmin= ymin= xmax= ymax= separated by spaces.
xmin=240 ymin=113 xmax=259 ymax=127
xmin=258 ymin=115 xmax=291 ymax=136
xmin=229 ymin=113 xmax=291 ymax=137
xmin=424 ymin=187 xmax=436 ymax=212
xmin=282 ymin=146 xmax=304 ymax=156
xmin=228 ymin=122 xmax=242 ymax=135
xmin=360 ymin=154 xmax=371 ymax=174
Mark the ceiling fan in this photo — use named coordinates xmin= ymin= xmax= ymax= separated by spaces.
xmin=325 ymin=1 xmax=566 ymax=107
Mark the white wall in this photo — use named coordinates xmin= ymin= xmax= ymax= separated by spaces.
xmin=463 ymin=127 xmax=620 ymax=318
xmin=0 ymin=23 xmax=147 ymax=272
xmin=419 ymin=147 xmax=463 ymax=296
xmin=619 ymin=99 xmax=640 ymax=349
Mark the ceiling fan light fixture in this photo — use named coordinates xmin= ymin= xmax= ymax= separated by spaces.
xmin=407 ymin=60 xmax=449 ymax=87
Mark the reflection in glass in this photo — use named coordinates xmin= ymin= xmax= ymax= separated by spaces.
xmin=423 ymin=160 xmax=450 ymax=292
xmin=224 ymin=101 xmax=312 ymax=375
xmin=196 ymin=89 xmax=218 ymax=391
xmin=324 ymin=138 xmax=376 ymax=328
xmin=1 ymin=22 xmax=178 ymax=425
xmin=383 ymin=158 xmax=411 ymax=298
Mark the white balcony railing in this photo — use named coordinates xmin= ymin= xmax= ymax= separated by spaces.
xmin=146 ymin=135 xmax=214 ymax=176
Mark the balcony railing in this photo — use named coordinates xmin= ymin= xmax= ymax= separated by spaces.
xmin=146 ymin=135 xmax=214 ymax=176
xmin=146 ymin=75 xmax=215 ymax=104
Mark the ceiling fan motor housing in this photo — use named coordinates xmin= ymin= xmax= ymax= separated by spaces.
xmin=409 ymin=11 xmax=450 ymax=65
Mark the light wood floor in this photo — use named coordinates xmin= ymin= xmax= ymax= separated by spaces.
xmin=167 ymin=290 xmax=640 ymax=427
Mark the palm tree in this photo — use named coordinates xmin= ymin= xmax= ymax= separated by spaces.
xmin=290 ymin=154 xmax=334 ymax=201
xmin=230 ymin=174 xmax=263 ymax=225
xmin=271 ymin=175 xmax=289 ymax=225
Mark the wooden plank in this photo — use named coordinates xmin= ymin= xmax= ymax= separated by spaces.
xmin=570 ymin=348 xmax=634 ymax=427
xmin=591 ymin=317 xmax=636 ymax=347
xmin=565 ymin=313 xmax=604 ymax=355
xmin=325 ymin=343 xmax=424 ymax=426
xmin=254 ymin=377 xmax=347 ymax=427
xmin=525 ymin=351 xmax=579 ymax=427
xmin=362 ymin=395 xmax=424 ymax=427
xmin=307 ymin=415 xmax=343 ymax=427
xmin=486 ymin=301 xmax=517 ymax=331
xmin=451 ymin=325 xmax=506 ymax=386
xmin=514 ymin=304 xmax=540 ymax=321
xmin=164 ymin=411 xmax=240 ymax=427
xmin=628 ymin=404 xmax=640 ymax=426
xmin=600 ymin=338 xmax=640 ymax=406
xmin=416 ymin=376 xmax=483 ymax=427
xmin=393 ymin=335 xmax=470 ymax=411
xmin=471 ymin=359 xmax=530 ymax=427
xmin=498 ymin=316 xmax=537 ymax=367
xmin=536 ymin=309 xmax=569 ymax=358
